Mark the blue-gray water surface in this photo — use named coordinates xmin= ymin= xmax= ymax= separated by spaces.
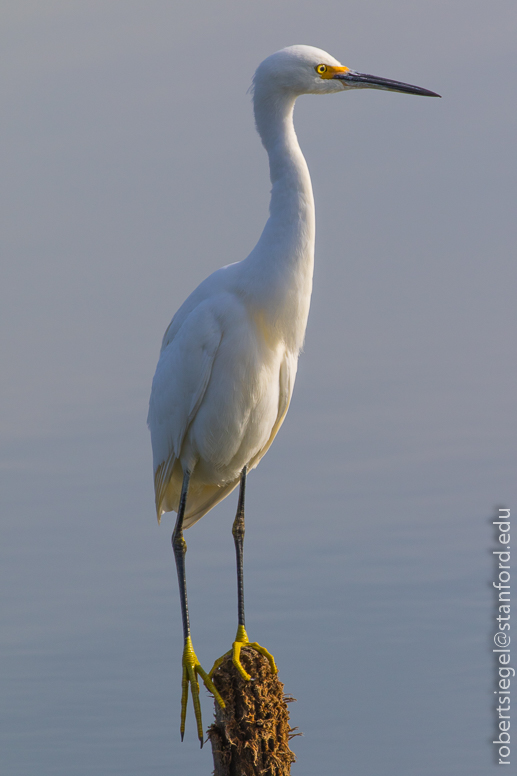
xmin=2 ymin=3 xmax=516 ymax=774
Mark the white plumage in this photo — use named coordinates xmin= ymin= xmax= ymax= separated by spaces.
xmin=148 ymin=47 xmax=327 ymax=527
xmin=148 ymin=44 xmax=439 ymax=529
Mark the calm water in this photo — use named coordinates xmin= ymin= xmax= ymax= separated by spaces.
xmin=0 ymin=400 xmax=503 ymax=776
xmin=2 ymin=4 xmax=515 ymax=773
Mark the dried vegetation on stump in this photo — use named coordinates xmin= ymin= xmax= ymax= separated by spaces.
xmin=208 ymin=647 xmax=298 ymax=775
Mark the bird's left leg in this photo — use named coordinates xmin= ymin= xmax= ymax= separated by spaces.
xmin=173 ymin=468 xmax=225 ymax=746
xmin=209 ymin=466 xmax=277 ymax=681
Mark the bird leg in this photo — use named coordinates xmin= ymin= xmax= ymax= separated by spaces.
xmin=209 ymin=466 xmax=277 ymax=681
xmin=172 ymin=468 xmax=225 ymax=747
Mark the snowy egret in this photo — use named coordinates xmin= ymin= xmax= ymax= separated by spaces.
xmin=148 ymin=44 xmax=439 ymax=745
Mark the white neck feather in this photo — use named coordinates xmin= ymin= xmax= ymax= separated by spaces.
xmin=240 ymin=86 xmax=315 ymax=353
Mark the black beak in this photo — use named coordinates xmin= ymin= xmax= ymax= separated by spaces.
xmin=333 ymin=70 xmax=440 ymax=98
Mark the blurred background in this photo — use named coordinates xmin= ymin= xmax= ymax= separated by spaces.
xmin=1 ymin=2 xmax=516 ymax=774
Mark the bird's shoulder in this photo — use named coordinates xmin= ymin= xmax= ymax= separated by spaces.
xmin=160 ymin=262 xmax=244 ymax=352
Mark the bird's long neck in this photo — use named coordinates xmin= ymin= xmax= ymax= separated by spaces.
xmin=244 ymin=89 xmax=315 ymax=352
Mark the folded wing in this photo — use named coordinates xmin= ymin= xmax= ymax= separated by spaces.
xmin=147 ymin=300 xmax=223 ymax=520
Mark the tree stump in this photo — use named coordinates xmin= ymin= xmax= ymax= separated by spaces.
xmin=207 ymin=647 xmax=297 ymax=775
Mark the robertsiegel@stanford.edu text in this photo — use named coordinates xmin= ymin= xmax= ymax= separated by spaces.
xmin=493 ymin=508 xmax=512 ymax=765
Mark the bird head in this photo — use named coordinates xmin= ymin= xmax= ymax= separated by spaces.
xmin=253 ymin=45 xmax=440 ymax=99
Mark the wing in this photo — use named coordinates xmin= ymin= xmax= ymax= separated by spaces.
xmin=181 ymin=350 xmax=297 ymax=530
xmin=147 ymin=300 xmax=223 ymax=520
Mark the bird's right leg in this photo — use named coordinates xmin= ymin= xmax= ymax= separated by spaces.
xmin=172 ymin=468 xmax=225 ymax=747
xmin=209 ymin=466 xmax=277 ymax=681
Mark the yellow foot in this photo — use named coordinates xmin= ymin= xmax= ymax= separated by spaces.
xmin=181 ymin=636 xmax=225 ymax=747
xmin=209 ymin=625 xmax=278 ymax=682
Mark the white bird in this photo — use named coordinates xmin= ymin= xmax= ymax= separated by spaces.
xmin=148 ymin=44 xmax=439 ymax=745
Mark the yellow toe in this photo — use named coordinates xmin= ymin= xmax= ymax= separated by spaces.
xmin=180 ymin=637 xmax=225 ymax=745
xmin=210 ymin=625 xmax=278 ymax=682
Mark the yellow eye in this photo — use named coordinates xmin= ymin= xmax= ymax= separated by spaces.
xmin=316 ymin=64 xmax=327 ymax=75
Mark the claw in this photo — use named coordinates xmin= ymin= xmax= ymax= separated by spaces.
xmin=180 ymin=636 xmax=225 ymax=745
xmin=210 ymin=625 xmax=278 ymax=683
